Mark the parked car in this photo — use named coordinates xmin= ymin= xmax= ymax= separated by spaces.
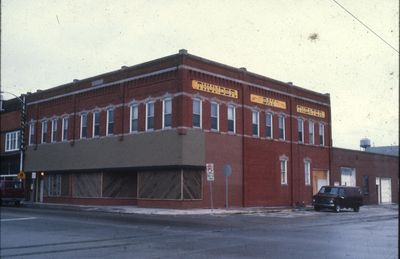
xmin=312 ymin=186 xmax=363 ymax=213
xmin=0 ymin=175 xmax=25 ymax=206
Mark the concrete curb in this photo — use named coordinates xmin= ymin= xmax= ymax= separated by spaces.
xmin=21 ymin=202 xmax=300 ymax=216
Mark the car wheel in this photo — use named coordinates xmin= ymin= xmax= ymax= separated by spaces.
xmin=353 ymin=206 xmax=360 ymax=212
xmin=314 ymin=206 xmax=320 ymax=211
xmin=334 ymin=204 xmax=340 ymax=213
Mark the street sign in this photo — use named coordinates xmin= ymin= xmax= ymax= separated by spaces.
xmin=206 ymin=163 xmax=214 ymax=181
xmin=223 ymin=164 xmax=232 ymax=177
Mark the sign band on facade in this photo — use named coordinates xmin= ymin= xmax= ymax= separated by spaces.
xmin=250 ymin=94 xmax=286 ymax=109
xmin=296 ymin=105 xmax=325 ymax=118
xmin=192 ymin=80 xmax=238 ymax=99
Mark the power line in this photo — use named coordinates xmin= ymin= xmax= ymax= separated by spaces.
xmin=331 ymin=0 xmax=399 ymax=54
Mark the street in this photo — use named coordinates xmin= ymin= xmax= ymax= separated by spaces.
xmin=1 ymin=205 xmax=398 ymax=259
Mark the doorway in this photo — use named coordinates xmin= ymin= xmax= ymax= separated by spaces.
xmin=312 ymin=170 xmax=328 ymax=195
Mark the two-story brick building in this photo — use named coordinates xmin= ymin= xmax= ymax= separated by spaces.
xmin=7 ymin=50 xmax=331 ymax=208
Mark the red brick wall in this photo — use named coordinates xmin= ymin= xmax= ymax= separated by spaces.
xmin=332 ymin=148 xmax=399 ymax=204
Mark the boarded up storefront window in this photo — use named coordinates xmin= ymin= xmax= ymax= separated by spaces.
xmin=138 ymin=171 xmax=181 ymax=199
xmin=72 ymin=173 xmax=101 ymax=197
xmin=102 ymin=172 xmax=137 ymax=198
xmin=138 ymin=170 xmax=202 ymax=200
xmin=183 ymin=170 xmax=202 ymax=199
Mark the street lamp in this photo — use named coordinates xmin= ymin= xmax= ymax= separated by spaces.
xmin=0 ymin=90 xmax=27 ymax=174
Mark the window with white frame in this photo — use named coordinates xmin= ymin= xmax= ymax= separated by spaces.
xmin=62 ymin=117 xmax=68 ymax=141
xmin=5 ymin=131 xmax=20 ymax=152
xmin=210 ymin=102 xmax=219 ymax=131
xmin=252 ymin=111 xmax=259 ymax=136
xmin=192 ymin=98 xmax=202 ymax=128
xmin=130 ymin=105 xmax=138 ymax=132
xmin=146 ymin=102 xmax=154 ymax=131
xmin=319 ymin=123 xmax=324 ymax=146
xmin=163 ymin=99 xmax=172 ymax=128
xmin=80 ymin=114 xmax=88 ymax=138
xmin=298 ymin=118 xmax=304 ymax=143
xmin=341 ymin=167 xmax=356 ymax=186
xmin=106 ymin=109 xmax=114 ymax=135
xmin=278 ymin=115 xmax=285 ymax=140
xmin=51 ymin=119 xmax=57 ymax=143
xmin=93 ymin=111 xmax=100 ymax=137
xmin=41 ymin=121 xmax=48 ymax=143
xmin=304 ymin=160 xmax=311 ymax=185
xmin=29 ymin=123 xmax=35 ymax=145
xmin=280 ymin=158 xmax=288 ymax=185
xmin=309 ymin=121 xmax=314 ymax=144
xmin=266 ymin=113 xmax=273 ymax=138
xmin=227 ymin=105 xmax=235 ymax=133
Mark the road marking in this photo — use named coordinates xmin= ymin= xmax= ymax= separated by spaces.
xmin=1 ymin=217 xmax=37 ymax=222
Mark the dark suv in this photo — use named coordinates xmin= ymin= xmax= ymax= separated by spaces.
xmin=312 ymin=186 xmax=363 ymax=213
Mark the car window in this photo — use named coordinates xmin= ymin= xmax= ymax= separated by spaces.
xmin=339 ymin=188 xmax=345 ymax=196
xmin=319 ymin=187 xmax=338 ymax=195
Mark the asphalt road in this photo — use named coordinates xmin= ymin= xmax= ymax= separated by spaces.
xmin=1 ymin=205 xmax=398 ymax=259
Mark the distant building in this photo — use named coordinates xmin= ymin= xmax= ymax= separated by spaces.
xmin=365 ymin=146 xmax=399 ymax=157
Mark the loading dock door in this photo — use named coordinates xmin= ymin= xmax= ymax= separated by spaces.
xmin=312 ymin=170 xmax=328 ymax=195
xmin=380 ymin=178 xmax=392 ymax=204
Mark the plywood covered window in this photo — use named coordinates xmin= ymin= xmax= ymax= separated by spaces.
xmin=72 ymin=173 xmax=102 ymax=197
xmin=138 ymin=170 xmax=202 ymax=200
xmin=102 ymin=172 xmax=137 ymax=198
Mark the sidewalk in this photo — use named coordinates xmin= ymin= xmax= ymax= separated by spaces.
xmin=21 ymin=201 xmax=299 ymax=216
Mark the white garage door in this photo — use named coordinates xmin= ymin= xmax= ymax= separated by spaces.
xmin=380 ymin=178 xmax=392 ymax=204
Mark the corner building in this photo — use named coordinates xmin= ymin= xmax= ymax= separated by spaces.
xmin=24 ymin=50 xmax=331 ymax=208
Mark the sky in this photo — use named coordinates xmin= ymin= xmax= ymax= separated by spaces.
xmin=1 ymin=0 xmax=399 ymax=150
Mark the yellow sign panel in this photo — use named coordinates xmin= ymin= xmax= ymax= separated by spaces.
xmin=250 ymin=94 xmax=286 ymax=109
xmin=192 ymin=80 xmax=238 ymax=99
xmin=296 ymin=105 xmax=325 ymax=118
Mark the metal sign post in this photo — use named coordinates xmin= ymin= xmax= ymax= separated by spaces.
xmin=206 ymin=163 xmax=214 ymax=211
xmin=223 ymin=164 xmax=232 ymax=209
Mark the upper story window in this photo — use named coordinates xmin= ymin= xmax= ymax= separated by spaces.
xmin=146 ymin=102 xmax=155 ymax=131
xmin=298 ymin=118 xmax=304 ymax=143
xmin=51 ymin=119 xmax=57 ymax=143
xmin=266 ymin=113 xmax=273 ymax=138
xmin=80 ymin=113 xmax=88 ymax=139
xmin=280 ymin=157 xmax=288 ymax=185
xmin=304 ymin=160 xmax=311 ymax=185
xmin=319 ymin=123 xmax=325 ymax=146
xmin=163 ymin=99 xmax=172 ymax=128
xmin=308 ymin=121 xmax=314 ymax=145
xmin=5 ymin=131 xmax=20 ymax=152
xmin=93 ymin=111 xmax=100 ymax=137
xmin=62 ymin=117 xmax=68 ymax=141
xmin=106 ymin=109 xmax=114 ymax=135
xmin=130 ymin=105 xmax=138 ymax=132
xmin=29 ymin=123 xmax=35 ymax=145
xmin=278 ymin=115 xmax=285 ymax=140
xmin=41 ymin=121 xmax=48 ymax=143
xmin=210 ymin=102 xmax=219 ymax=131
xmin=252 ymin=111 xmax=259 ymax=136
xmin=227 ymin=105 xmax=235 ymax=133
xmin=192 ymin=98 xmax=202 ymax=128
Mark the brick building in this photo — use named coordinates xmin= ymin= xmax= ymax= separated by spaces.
xmin=0 ymin=98 xmax=22 ymax=175
xmin=331 ymin=148 xmax=398 ymax=205
xmin=4 ymin=50 xmax=331 ymax=208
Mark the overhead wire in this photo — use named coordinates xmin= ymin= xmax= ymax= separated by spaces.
xmin=331 ymin=0 xmax=399 ymax=54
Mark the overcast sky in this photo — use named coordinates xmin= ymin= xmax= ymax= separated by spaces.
xmin=1 ymin=0 xmax=399 ymax=150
